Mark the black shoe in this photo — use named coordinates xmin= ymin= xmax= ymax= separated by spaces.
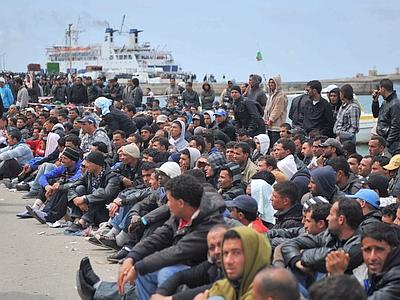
xmin=87 ymin=236 xmax=107 ymax=248
xmin=22 ymin=191 xmax=39 ymax=199
xmin=65 ymin=222 xmax=83 ymax=233
xmin=31 ymin=209 xmax=47 ymax=224
xmin=16 ymin=183 xmax=30 ymax=191
xmin=107 ymin=248 xmax=129 ymax=263
xmin=16 ymin=210 xmax=33 ymax=219
xmin=79 ymin=257 xmax=100 ymax=286
xmin=76 ymin=269 xmax=95 ymax=300
xmin=4 ymin=181 xmax=17 ymax=189
xmin=98 ymin=236 xmax=121 ymax=251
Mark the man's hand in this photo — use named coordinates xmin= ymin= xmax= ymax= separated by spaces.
xmin=150 ymin=294 xmax=172 ymax=300
xmin=316 ymin=155 xmax=325 ymax=167
xmin=193 ymin=290 xmax=209 ymax=300
xmin=52 ymin=182 xmax=60 ymax=190
xmin=78 ymin=203 xmax=89 ymax=212
xmin=22 ymin=165 xmax=31 ymax=173
xmin=122 ymin=177 xmax=134 ymax=188
xmin=108 ymin=202 xmax=120 ymax=217
xmin=73 ymin=196 xmax=85 ymax=206
xmin=117 ymin=258 xmax=136 ymax=295
xmin=265 ymin=119 xmax=272 ymax=127
xmin=295 ymin=260 xmax=313 ymax=275
xmin=326 ymin=250 xmax=349 ymax=276
xmin=128 ymin=215 xmax=143 ymax=233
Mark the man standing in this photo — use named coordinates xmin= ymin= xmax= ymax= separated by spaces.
xmin=68 ymin=76 xmax=88 ymax=105
xmin=303 ymin=80 xmax=335 ymax=137
xmin=181 ymin=82 xmax=200 ymax=108
xmin=372 ymin=78 xmax=400 ymax=155
xmin=0 ymin=77 xmax=13 ymax=112
xmin=165 ymin=77 xmax=180 ymax=96
xmin=264 ymin=76 xmax=288 ymax=147
xmin=86 ymin=76 xmax=102 ymax=103
xmin=14 ymin=77 xmax=30 ymax=109
xmin=232 ymin=85 xmax=266 ymax=137
xmin=132 ymin=78 xmax=143 ymax=109
xmin=246 ymin=74 xmax=267 ymax=109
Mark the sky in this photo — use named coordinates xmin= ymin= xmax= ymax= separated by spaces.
xmin=1 ymin=0 xmax=399 ymax=82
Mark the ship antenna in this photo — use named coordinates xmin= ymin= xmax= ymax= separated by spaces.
xmin=119 ymin=14 xmax=126 ymax=35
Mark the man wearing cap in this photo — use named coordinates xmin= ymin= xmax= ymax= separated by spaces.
xmin=264 ymin=76 xmax=288 ymax=147
xmin=317 ymin=138 xmax=343 ymax=166
xmin=156 ymin=115 xmax=168 ymax=130
xmin=348 ymin=189 xmax=382 ymax=232
xmin=232 ymin=84 xmax=266 ymax=137
xmin=226 ymin=195 xmax=268 ymax=233
xmin=384 ymin=154 xmax=400 ymax=201
xmin=79 ymin=116 xmax=112 ymax=154
xmin=214 ymin=109 xmax=235 ymax=141
xmin=66 ymin=151 xmax=120 ymax=233
xmin=114 ymin=143 xmax=143 ymax=189
xmin=26 ymin=147 xmax=83 ymax=224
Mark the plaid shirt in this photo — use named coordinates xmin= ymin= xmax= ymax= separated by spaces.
xmin=334 ymin=101 xmax=361 ymax=135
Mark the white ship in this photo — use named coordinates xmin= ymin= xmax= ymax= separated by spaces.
xmin=46 ymin=23 xmax=184 ymax=83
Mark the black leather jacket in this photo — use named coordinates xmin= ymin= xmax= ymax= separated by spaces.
xmin=372 ymin=91 xmax=400 ymax=154
xmin=233 ymin=97 xmax=266 ymax=137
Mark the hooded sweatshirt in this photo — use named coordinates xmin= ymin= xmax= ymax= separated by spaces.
xmin=187 ymin=147 xmax=201 ymax=169
xmin=247 ymin=75 xmax=267 ymax=108
xmin=203 ymin=110 xmax=216 ymax=129
xmin=309 ymin=166 xmax=337 ymax=201
xmin=251 ymin=179 xmax=275 ymax=224
xmin=277 ymin=154 xmax=297 ymax=179
xmin=208 ymin=227 xmax=272 ymax=300
xmin=252 ymin=134 xmax=270 ymax=161
xmin=207 ymin=151 xmax=227 ymax=187
xmin=169 ymin=120 xmax=189 ymax=152
xmin=264 ymin=76 xmax=288 ymax=131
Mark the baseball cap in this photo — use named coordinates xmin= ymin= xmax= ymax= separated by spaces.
xmin=383 ymin=154 xmax=400 ymax=171
xmin=77 ymin=116 xmax=96 ymax=125
xmin=214 ymin=109 xmax=226 ymax=117
xmin=347 ymin=189 xmax=380 ymax=209
xmin=121 ymin=144 xmax=141 ymax=159
xmin=226 ymin=195 xmax=258 ymax=214
xmin=156 ymin=162 xmax=181 ymax=179
xmin=319 ymin=138 xmax=342 ymax=149
xmin=156 ymin=115 xmax=168 ymax=124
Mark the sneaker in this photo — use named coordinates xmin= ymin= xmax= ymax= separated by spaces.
xmin=98 ymin=236 xmax=121 ymax=251
xmin=47 ymin=221 xmax=62 ymax=228
xmin=4 ymin=181 xmax=17 ymax=189
xmin=31 ymin=209 xmax=47 ymax=225
xmin=107 ymin=248 xmax=129 ymax=263
xmin=16 ymin=210 xmax=33 ymax=219
xmin=65 ymin=222 xmax=83 ymax=233
xmin=22 ymin=191 xmax=39 ymax=199
xmin=16 ymin=183 xmax=31 ymax=191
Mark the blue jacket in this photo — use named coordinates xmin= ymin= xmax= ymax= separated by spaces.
xmin=39 ymin=160 xmax=82 ymax=188
xmin=0 ymin=86 xmax=14 ymax=109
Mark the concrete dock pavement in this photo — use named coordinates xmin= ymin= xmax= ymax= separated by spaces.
xmin=0 ymin=186 xmax=120 ymax=300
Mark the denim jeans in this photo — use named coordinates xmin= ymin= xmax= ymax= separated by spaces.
xmin=136 ymin=264 xmax=190 ymax=300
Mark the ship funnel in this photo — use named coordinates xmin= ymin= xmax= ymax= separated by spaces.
xmin=105 ymin=27 xmax=115 ymax=43
xmin=129 ymin=29 xmax=143 ymax=44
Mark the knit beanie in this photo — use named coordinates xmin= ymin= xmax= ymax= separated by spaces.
xmin=86 ymin=151 xmax=105 ymax=166
xmin=230 ymin=85 xmax=241 ymax=94
xmin=62 ymin=147 xmax=81 ymax=162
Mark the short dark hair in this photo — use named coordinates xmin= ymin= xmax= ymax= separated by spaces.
xmin=313 ymin=135 xmax=328 ymax=143
xmin=273 ymin=181 xmax=298 ymax=205
xmin=236 ymin=128 xmax=249 ymax=137
xmin=381 ymin=203 xmax=399 ymax=222
xmin=154 ymin=137 xmax=170 ymax=150
xmin=185 ymin=169 xmax=207 ymax=184
xmin=64 ymin=134 xmax=81 ymax=147
xmin=142 ymin=148 xmax=158 ymax=158
xmin=189 ymin=135 xmax=206 ymax=152
xmin=113 ymin=130 xmax=126 ymax=139
xmin=226 ymin=141 xmax=237 ymax=149
xmin=92 ymin=141 xmax=108 ymax=154
xmin=223 ymin=229 xmax=241 ymax=242
xmin=164 ymin=174 xmax=204 ymax=207
xmin=370 ymin=136 xmax=386 ymax=148
xmin=236 ymin=207 xmax=257 ymax=222
xmin=141 ymin=162 xmax=157 ymax=171
xmin=307 ymin=80 xmax=322 ymax=94
xmin=335 ymin=197 xmax=363 ymax=231
xmin=362 ymin=222 xmax=399 ymax=247
xmin=7 ymin=127 xmax=22 ymax=141
xmin=342 ymin=140 xmax=356 ymax=157
xmin=292 ymin=134 xmax=306 ymax=144
xmin=328 ymin=156 xmax=350 ymax=177
xmin=371 ymin=155 xmax=390 ymax=168
xmin=340 ymin=84 xmax=354 ymax=100
xmin=276 ymin=138 xmax=296 ymax=155
xmin=348 ymin=153 xmax=363 ymax=163
xmin=234 ymin=142 xmax=251 ymax=155
xmin=214 ymin=140 xmax=226 ymax=150
xmin=280 ymin=123 xmax=292 ymax=131
xmin=304 ymin=202 xmax=331 ymax=228
xmin=47 ymin=116 xmax=59 ymax=125
xmin=255 ymin=267 xmax=300 ymax=300
xmin=309 ymin=275 xmax=366 ymax=300
xmin=252 ymin=171 xmax=275 ymax=185
xmin=258 ymin=155 xmax=277 ymax=169
xmin=202 ymin=131 xmax=215 ymax=148
xmin=380 ymin=78 xmax=393 ymax=92
xmin=124 ymin=103 xmax=136 ymax=113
